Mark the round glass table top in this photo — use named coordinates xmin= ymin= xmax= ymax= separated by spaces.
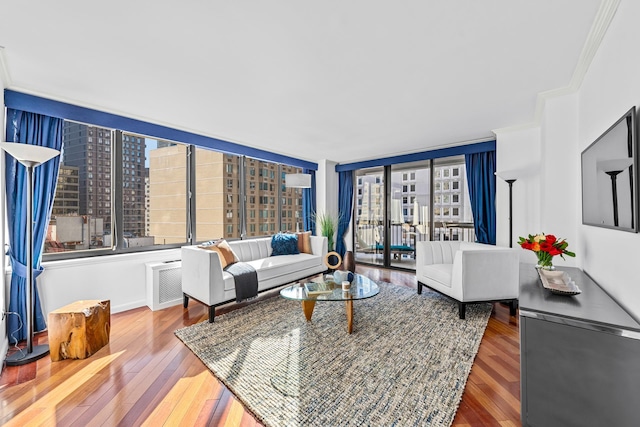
xmin=280 ymin=273 xmax=380 ymax=302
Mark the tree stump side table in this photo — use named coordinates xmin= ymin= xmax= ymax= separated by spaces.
xmin=48 ymin=300 xmax=111 ymax=362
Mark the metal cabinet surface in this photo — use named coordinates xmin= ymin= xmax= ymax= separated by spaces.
xmin=519 ymin=266 xmax=640 ymax=427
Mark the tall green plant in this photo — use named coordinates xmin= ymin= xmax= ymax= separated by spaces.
xmin=315 ymin=212 xmax=338 ymax=251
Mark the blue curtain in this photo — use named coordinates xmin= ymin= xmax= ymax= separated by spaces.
xmin=465 ymin=151 xmax=496 ymax=245
xmin=5 ymin=109 xmax=63 ymax=344
xmin=302 ymin=169 xmax=316 ymax=234
xmin=336 ymin=171 xmax=354 ymax=257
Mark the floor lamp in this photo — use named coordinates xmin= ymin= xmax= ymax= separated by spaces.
xmin=1 ymin=142 xmax=61 ymax=366
xmin=598 ymin=158 xmax=634 ymax=227
xmin=495 ymin=172 xmax=517 ymax=248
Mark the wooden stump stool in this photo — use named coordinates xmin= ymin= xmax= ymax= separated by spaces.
xmin=48 ymin=300 xmax=111 ymax=362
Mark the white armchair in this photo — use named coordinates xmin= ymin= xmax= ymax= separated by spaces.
xmin=416 ymin=241 xmax=520 ymax=319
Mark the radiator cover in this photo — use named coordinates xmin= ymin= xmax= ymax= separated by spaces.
xmin=145 ymin=261 xmax=183 ymax=311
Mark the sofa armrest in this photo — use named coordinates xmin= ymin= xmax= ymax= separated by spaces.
xmin=452 ymin=248 xmax=520 ymax=302
xmin=181 ymin=245 xmax=226 ymax=305
xmin=310 ymin=235 xmax=328 ymax=257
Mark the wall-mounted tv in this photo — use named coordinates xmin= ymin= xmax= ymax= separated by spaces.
xmin=581 ymin=106 xmax=638 ymax=232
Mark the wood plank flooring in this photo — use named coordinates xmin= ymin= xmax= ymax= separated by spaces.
xmin=0 ymin=266 xmax=520 ymax=426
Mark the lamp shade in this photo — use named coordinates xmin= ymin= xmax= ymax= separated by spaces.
xmin=285 ymin=173 xmax=311 ymax=188
xmin=495 ymin=170 xmax=518 ymax=182
xmin=0 ymin=142 xmax=60 ymax=167
xmin=597 ymin=158 xmax=634 ymax=173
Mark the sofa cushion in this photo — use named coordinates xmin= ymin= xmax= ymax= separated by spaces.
xmin=222 ymin=254 xmax=320 ymax=292
xmin=198 ymin=239 xmax=239 ymax=268
xmin=271 ymin=233 xmax=300 ymax=256
xmin=250 ymin=253 xmax=319 ymax=279
xmin=421 ymin=264 xmax=453 ymax=288
xmin=296 ymin=231 xmax=312 ymax=254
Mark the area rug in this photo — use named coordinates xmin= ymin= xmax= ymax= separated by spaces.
xmin=175 ymin=282 xmax=491 ymax=426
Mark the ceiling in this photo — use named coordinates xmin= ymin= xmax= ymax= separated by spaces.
xmin=0 ymin=1 xmax=604 ymax=165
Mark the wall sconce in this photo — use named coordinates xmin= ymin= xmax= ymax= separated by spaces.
xmin=285 ymin=173 xmax=311 ymax=188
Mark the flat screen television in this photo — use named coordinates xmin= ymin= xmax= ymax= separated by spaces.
xmin=581 ymin=106 xmax=638 ymax=232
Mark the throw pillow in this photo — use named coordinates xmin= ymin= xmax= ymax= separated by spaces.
xmin=271 ymin=233 xmax=300 ymax=256
xmin=296 ymin=231 xmax=312 ymax=254
xmin=198 ymin=239 xmax=239 ymax=268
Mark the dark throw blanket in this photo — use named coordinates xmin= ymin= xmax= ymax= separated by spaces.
xmin=224 ymin=262 xmax=258 ymax=302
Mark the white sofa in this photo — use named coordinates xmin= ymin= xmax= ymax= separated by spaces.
xmin=181 ymin=235 xmax=328 ymax=322
xmin=416 ymin=241 xmax=520 ymax=319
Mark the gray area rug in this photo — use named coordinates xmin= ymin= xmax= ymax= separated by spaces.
xmin=175 ymin=282 xmax=491 ymax=426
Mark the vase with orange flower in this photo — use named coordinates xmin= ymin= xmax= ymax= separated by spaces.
xmin=517 ymin=233 xmax=575 ymax=270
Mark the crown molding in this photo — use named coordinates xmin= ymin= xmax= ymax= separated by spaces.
xmin=493 ymin=0 xmax=621 ymax=136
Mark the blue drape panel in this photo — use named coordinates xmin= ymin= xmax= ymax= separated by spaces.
xmin=5 ymin=109 xmax=63 ymax=344
xmin=336 ymin=171 xmax=354 ymax=257
xmin=465 ymin=151 xmax=496 ymax=245
xmin=302 ymin=169 xmax=316 ymax=234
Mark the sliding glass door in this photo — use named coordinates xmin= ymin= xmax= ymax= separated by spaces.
xmin=354 ymin=168 xmax=385 ymax=266
xmin=389 ymin=162 xmax=431 ymax=269
xmin=353 ymin=156 xmax=475 ymax=271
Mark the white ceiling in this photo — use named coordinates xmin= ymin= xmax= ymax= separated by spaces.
xmin=0 ymin=1 xmax=604 ymax=164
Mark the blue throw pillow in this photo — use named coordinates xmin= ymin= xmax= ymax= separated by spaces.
xmin=271 ymin=233 xmax=300 ymax=256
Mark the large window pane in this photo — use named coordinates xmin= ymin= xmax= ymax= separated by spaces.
xmin=46 ymin=122 xmax=113 ymax=253
xmin=354 ymin=168 xmax=385 ymax=266
xmin=389 ymin=161 xmax=431 ymax=269
xmin=146 ymin=137 xmax=189 ymax=245
xmin=121 ymin=133 xmax=147 ymax=243
xmin=433 ymin=157 xmax=474 ymax=242
xmin=281 ymin=165 xmax=304 ymax=232
xmin=195 ymin=149 xmax=241 ymax=241
xmin=246 ymin=158 xmax=278 ymax=237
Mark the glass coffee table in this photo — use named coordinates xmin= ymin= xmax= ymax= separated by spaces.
xmin=280 ymin=274 xmax=380 ymax=334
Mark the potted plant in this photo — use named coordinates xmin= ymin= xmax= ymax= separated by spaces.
xmin=315 ymin=211 xmax=338 ymax=251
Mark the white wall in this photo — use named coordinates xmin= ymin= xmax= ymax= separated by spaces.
xmin=495 ymin=127 xmax=542 ymax=258
xmin=32 ymin=249 xmax=181 ymax=316
xmin=539 ymin=93 xmax=580 ymax=269
xmin=315 ymin=158 xmax=339 ymax=232
xmin=497 ymin=0 xmax=640 ymax=319
xmin=574 ymin=0 xmax=640 ymax=318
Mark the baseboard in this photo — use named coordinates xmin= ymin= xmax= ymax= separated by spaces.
xmin=111 ymin=299 xmax=147 ymax=314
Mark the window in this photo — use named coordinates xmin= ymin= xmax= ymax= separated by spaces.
xmin=46 ymin=122 xmax=114 ymax=253
xmin=452 ymin=181 xmax=459 ymax=190
xmin=43 ymin=122 xmax=312 ymax=258
xmin=453 ymin=194 xmax=460 ymax=203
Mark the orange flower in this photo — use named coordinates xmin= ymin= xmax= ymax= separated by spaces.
xmin=531 ymin=242 xmax=540 ymax=252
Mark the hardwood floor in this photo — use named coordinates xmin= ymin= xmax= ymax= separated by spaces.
xmin=0 ymin=266 xmax=520 ymax=426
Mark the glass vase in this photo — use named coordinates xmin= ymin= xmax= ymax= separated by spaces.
xmin=535 ymin=252 xmax=555 ymax=270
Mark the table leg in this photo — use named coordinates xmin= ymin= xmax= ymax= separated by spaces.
xmin=301 ymin=300 xmax=316 ymax=321
xmin=346 ymin=300 xmax=353 ymax=334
